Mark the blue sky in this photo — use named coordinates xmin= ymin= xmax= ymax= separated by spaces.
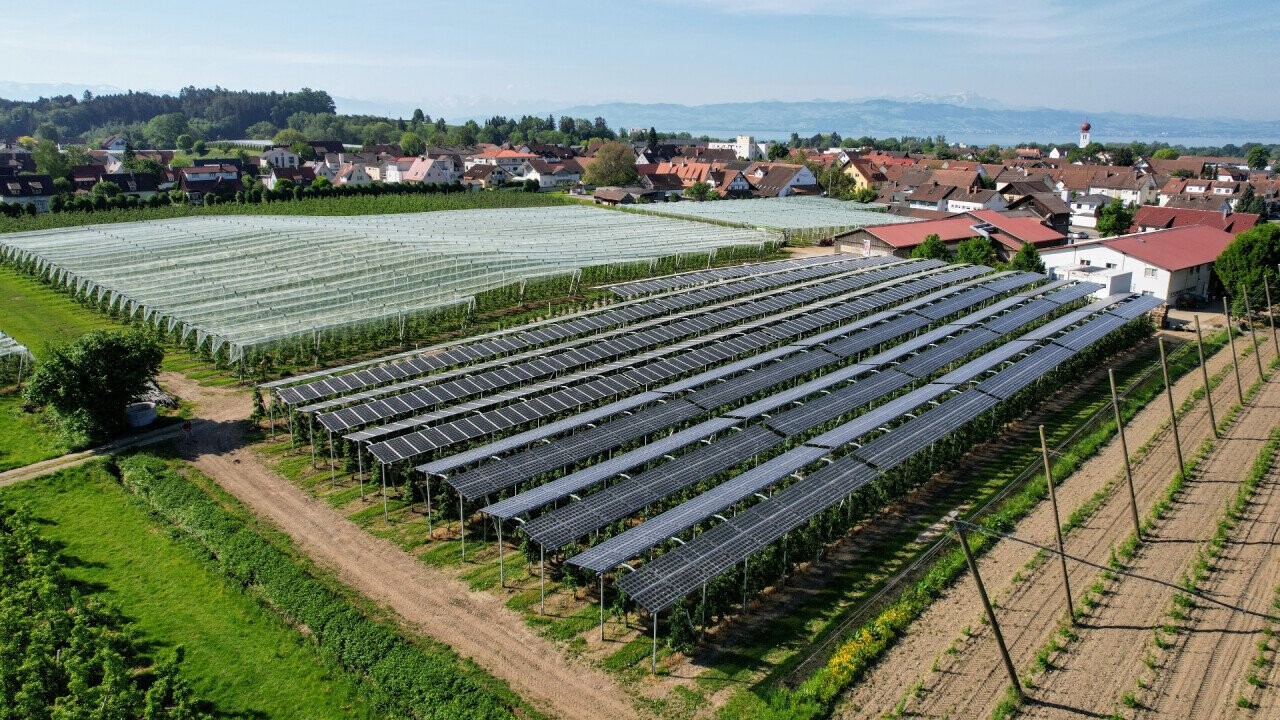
xmin=6 ymin=0 xmax=1277 ymax=119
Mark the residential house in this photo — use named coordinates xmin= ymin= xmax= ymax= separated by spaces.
xmin=100 ymin=172 xmax=159 ymax=199
xmin=944 ymin=188 xmax=1008 ymax=213
xmin=333 ymin=163 xmax=373 ymax=186
xmin=178 ymin=164 xmax=241 ymax=203
xmin=1005 ymin=193 xmax=1072 ymax=235
xmin=743 ymin=162 xmax=820 ymax=197
xmin=1130 ymin=205 xmax=1260 ymax=234
xmin=262 ymin=166 xmax=316 ymax=191
xmin=71 ymin=164 xmax=108 ymax=192
xmin=639 ymin=172 xmax=686 ymax=198
xmin=843 ymin=157 xmax=888 ymax=190
xmin=0 ymin=174 xmax=55 ymax=212
xmin=1086 ymin=171 xmax=1158 ymax=205
xmin=515 ymin=158 xmax=582 ymax=189
xmin=460 ymin=163 xmax=509 ymax=188
xmin=1069 ymin=193 xmax=1113 ymax=228
xmin=1040 ymin=225 xmax=1234 ymax=303
xmin=465 ymin=148 xmax=540 ymax=173
xmin=259 ymin=146 xmax=301 ymax=169
xmin=101 ymin=136 xmax=129 ymax=152
xmin=308 ymin=140 xmax=346 ymax=157
xmin=708 ymin=169 xmax=752 ymax=198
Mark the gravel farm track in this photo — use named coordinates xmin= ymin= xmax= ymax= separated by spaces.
xmin=837 ymin=326 xmax=1278 ymax=719
xmin=1 ymin=371 xmax=639 ymax=720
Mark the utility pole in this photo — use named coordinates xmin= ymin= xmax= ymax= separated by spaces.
xmin=1159 ymin=338 xmax=1185 ymax=478
xmin=950 ymin=512 xmax=1022 ymax=697
xmin=1109 ymin=369 xmax=1142 ymax=538
xmin=1040 ymin=426 xmax=1074 ymax=624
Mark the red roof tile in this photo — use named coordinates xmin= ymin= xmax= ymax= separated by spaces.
xmin=1094 ymin=226 xmax=1235 ymax=271
xmin=1130 ymin=206 xmax=1260 ymax=235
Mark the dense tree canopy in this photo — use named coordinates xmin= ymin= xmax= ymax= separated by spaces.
xmin=1247 ymin=146 xmax=1271 ymax=170
xmin=1008 ymin=241 xmax=1047 ymax=274
xmin=25 ymin=330 xmax=164 ymax=443
xmin=954 ymin=236 xmax=997 ymax=267
xmin=1097 ymin=198 xmax=1136 ymax=237
xmin=910 ymin=234 xmax=951 ymax=261
xmin=1215 ymin=223 xmax=1280 ymax=314
xmin=582 ymin=141 xmax=639 ymax=187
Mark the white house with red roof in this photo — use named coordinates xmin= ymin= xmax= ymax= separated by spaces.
xmin=1039 ymin=225 xmax=1234 ymax=303
xmin=837 ymin=210 xmax=1065 ymax=260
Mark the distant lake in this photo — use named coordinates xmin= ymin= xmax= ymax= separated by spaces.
xmin=681 ymin=129 xmax=1280 ymax=148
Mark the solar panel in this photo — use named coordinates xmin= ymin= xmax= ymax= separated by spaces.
xmin=763 ymin=369 xmax=913 ymax=436
xmin=1108 ymin=294 xmax=1164 ymax=320
xmin=825 ymin=315 xmax=932 ymax=359
xmin=974 ymin=344 xmax=1076 ymax=400
xmin=852 ymin=389 xmax=1001 ymax=470
xmin=893 ymin=328 xmax=1001 ymax=378
xmin=805 ymin=383 xmax=955 ymax=449
xmin=1053 ymin=313 xmax=1128 ymax=350
xmin=522 ymin=426 xmax=784 ymax=550
xmin=570 ymin=445 xmax=830 ymax=574
xmin=1043 ymin=281 xmax=1105 ymax=306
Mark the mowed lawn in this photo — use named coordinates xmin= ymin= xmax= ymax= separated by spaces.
xmin=0 ymin=463 xmax=376 ymax=719
xmin=0 ymin=264 xmax=118 ymax=357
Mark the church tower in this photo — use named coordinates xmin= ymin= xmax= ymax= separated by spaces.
xmin=1079 ymin=120 xmax=1091 ymax=149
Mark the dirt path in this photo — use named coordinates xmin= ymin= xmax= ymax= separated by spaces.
xmin=0 ymin=372 xmax=241 ymax=487
xmin=158 ymin=376 xmax=639 ymax=720
xmin=1018 ymin=372 xmax=1280 ymax=718
xmin=1134 ymin=465 xmax=1280 ymax=718
xmin=837 ymin=329 xmax=1276 ymax=718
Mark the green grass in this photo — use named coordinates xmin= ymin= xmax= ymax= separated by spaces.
xmin=0 ymin=264 xmax=118 ymax=357
xmin=0 ymin=462 xmax=376 ymax=719
xmin=0 ymin=391 xmax=66 ymax=471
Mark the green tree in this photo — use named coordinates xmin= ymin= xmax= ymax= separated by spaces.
xmin=175 ymin=134 xmax=195 ymax=152
xmin=849 ymin=186 xmax=879 ymax=203
xmin=272 ymin=128 xmax=309 ymax=147
xmin=144 ymin=113 xmax=190 ymax=149
xmin=1151 ymin=148 xmax=1179 ymax=160
xmin=399 ymin=131 xmax=426 ymax=157
xmin=1215 ymin=224 xmax=1280 ymax=314
xmin=91 ymin=180 xmax=122 ymax=198
xmin=955 ymin=236 xmax=997 ymax=267
xmin=646 ymin=127 xmax=659 ymax=150
xmin=245 ymin=121 xmax=276 ymax=140
xmin=1246 ymin=146 xmax=1271 ymax=170
xmin=289 ymin=141 xmax=316 ymax=161
xmin=582 ymin=141 xmax=639 ymax=186
xmin=1009 ymin=241 xmax=1047 ymax=274
xmin=25 ymin=330 xmax=165 ymax=443
xmin=911 ymin=234 xmax=952 ymax=261
xmin=684 ymin=181 xmax=714 ymax=201
xmin=1097 ymin=198 xmax=1136 ymax=237
xmin=35 ymin=122 xmax=60 ymax=143
xmin=767 ymin=143 xmax=789 ymax=161
xmin=32 ymin=139 xmax=70 ymax=178
xmin=1234 ymin=185 xmax=1268 ymax=216
xmin=1111 ymin=146 xmax=1135 ymax=166
xmin=191 ymin=140 xmax=207 ymax=156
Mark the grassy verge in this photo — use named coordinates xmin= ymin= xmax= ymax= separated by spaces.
xmin=0 ymin=461 xmax=376 ymax=718
xmin=114 ymin=449 xmax=538 ymax=720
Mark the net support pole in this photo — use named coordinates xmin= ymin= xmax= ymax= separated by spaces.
xmin=459 ymin=495 xmax=466 ymax=563
xmin=1194 ymin=316 xmax=1218 ymax=437
xmin=1265 ymin=276 xmax=1279 ymax=359
xmin=1109 ymin=369 xmax=1141 ymax=539
xmin=425 ymin=479 xmax=433 ymax=535
xmin=267 ymin=395 xmax=275 ymax=441
xmin=357 ymin=447 xmax=365 ymax=500
xmin=951 ymin=512 xmax=1021 ymax=698
xmin=1159 ymin=338 xmax=1185 ymax=478
xmin=308 ymin=418 xmax=317 ymax=467
xmin=498 ymin=521 xmax=505 ymax=589
xmin=328 ymin=430 xmax=336 ymax=487
xmin=1243 ymin=285 xmax=1265 ymax=380
xmin=599 ymin=574 xmax=606 ymax=641
xmin=1226 ymin=298 xmax=1245 ymax=405
xmin=1040 ymin=425 xmax=1074 ymax=625
xmin=742 ymin=556 xmax=749 ymax=611
xmin=540 ymin=546 xmax=546 ymax=615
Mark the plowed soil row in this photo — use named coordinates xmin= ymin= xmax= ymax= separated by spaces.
xmin=837 ymin=330 xmax=1276 ymax=718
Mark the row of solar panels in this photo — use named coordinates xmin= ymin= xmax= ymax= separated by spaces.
xmin=435 ymin=271 xmax=1059 ymax=505
xmin=303 ymin=257 xmax=913 ymax=422
xmin=330 ymin=260 xmax=948 ymax=448
xmin=613 ymin=293 xmax=1161 ymax=611
xmin=398 ymin=265 xmax=1011 ymax=475
xmin=490 ymin=280 xmax=1098 ymax=551
xmin=608 ymin=254 xmax=848 ymax=298
xmin=275 ymin=254 xmax=893 ymax=406
xmin=567 ymin=291 xmax=1136 ymax=577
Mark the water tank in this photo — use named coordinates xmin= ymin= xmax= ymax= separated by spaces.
xmin=126 ymin=402 xmax=158 ymax=428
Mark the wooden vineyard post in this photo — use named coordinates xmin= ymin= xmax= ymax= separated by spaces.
xmin=1040 ymin=425 xmax=1074 ymax=624
xmin=1194 ymin=316 xmax=1218 ymax=437
xmin=1159 ymin=338 xmax=1185 ymax=478
xmin=1243 ymin=285 xmax=1265 ymax=380
xmin=1109 ymin=369 xmax=1142 ymax=538
xmin=950 ymin=512 xmax=1022 ymax=697
xmin=1225 ymin=298 xmax=1245 ymax=405
xmin=1265 ymin=276 xmax=1279 ymax=359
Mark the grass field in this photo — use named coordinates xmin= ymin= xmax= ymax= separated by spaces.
xmin=0 ymin=462 xmax=376 ymax=718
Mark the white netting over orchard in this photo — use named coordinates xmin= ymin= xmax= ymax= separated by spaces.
xmin=0 ymin=206 xmax=780 ymax=363
xmin=633 ymin=196 xmax=919 ymax=238
xmin=0 ymin=331 xmax=31 ymax=361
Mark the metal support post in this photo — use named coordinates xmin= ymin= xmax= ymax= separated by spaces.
xmin=357 ymin=448 xmax=365 ymax=500
xmin=1159 ymin=338 xmax=1185 ymax=478
xmin=540 ymin=546 xmax=546 ymax=615
xmin=742 ymin=556 xmax=749 ymax=611
xmin=1243 ymin=285 xmax=1265 ymax=380
xmin=267 ymin=398 xmax=275 ymax=441
xmin=651 ymin=611 xmax=659 ymax=675
xmin=1194 ymin=316 xmax=1217 ymax=437
xmin=328 ymin=430 xmax=336 ymax=487
xmin=308 ymin=419 xmax=316 ymax=467
xmin=380 ymin=463 xmax=389 ymax=520
xmin=951 ymin=513 xmax=1021 ymax=697
xmin=701 ymin=582 xmax=707 ymax=639
xmin=1040 ymin=426 xmax=1074 ymax=624
xmin=498 ymin=521 xmax=505 ymax=588
xmin=459 ymin=495 xmax=466 ymax=562
xmin=599 ymin=574 xmax=605 ymax=641
xmin=425 ymin=479 xmax=433 ymax=534
xmin=1226 ymin=298 xmax=1245 ymax=404
xmin=1109 ymin=370 xmax=1141 ymax=539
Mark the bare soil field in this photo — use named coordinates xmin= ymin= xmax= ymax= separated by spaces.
xmin=836 ymin=328 xmax=1276 ymax=719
